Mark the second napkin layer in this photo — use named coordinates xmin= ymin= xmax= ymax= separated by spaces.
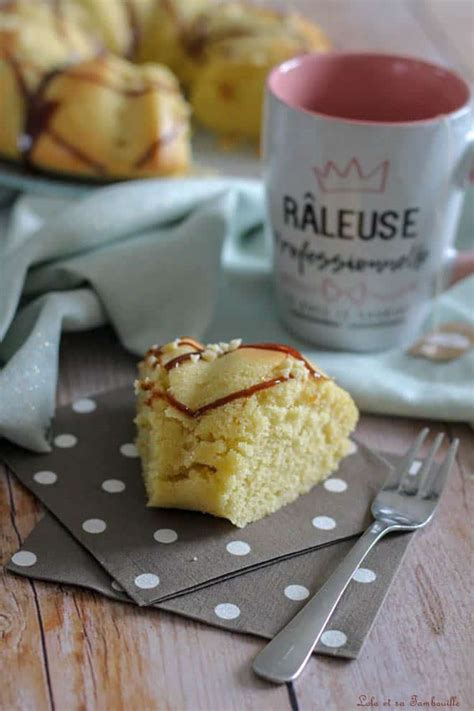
xmin=2 ymin=386 xmax=390 ymax=605
xmin=8 ymin=511 xmax=413 ymax=660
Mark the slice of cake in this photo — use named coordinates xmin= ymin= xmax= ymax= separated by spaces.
xmin=135 ymin=338 xmax=358 ymax=527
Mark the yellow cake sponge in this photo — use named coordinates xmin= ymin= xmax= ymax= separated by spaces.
xmin=135 ymin=337 xmax=358 ymax=527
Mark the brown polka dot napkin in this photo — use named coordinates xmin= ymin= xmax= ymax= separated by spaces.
xmin=8 ymin=511 xmax=412 ymax=659
xmin=2 ymin=386 xmax=395 ymax=606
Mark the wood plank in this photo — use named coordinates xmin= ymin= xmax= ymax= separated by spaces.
xmin=0 ymin=468 xmax=52 ymax=711
xmin=295 ymin=416 xmax=473 ymax=710
xmin=31 ymin=581 xmax=290 ymax=711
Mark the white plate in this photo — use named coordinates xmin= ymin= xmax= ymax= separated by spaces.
xmin=0 ymin=129 xmax=262 ymax=201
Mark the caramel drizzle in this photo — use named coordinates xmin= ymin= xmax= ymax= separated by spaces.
xmin=59 ymin=70 xmax=178 ymax=96
xmin=1 ymin=3 xmax=180 ymax=177
xmin=1 ymin=51 xmax=30 ymax=100
xmin=176 ymin=337 xmax=203 ymax=350
xmin=149 ymin=376 xmax=291 ymax=418
xmin=147 ymin=337 xmax=203 ymax=360
xmin=15 ymin=58 xmax=181 ymax=176
xmin=181 ymin=21 xmax=254 ymax=59
xmin=48 ymin=127 xmax=107 ymax=175
xmin=123 ymin=0 xmax=140 ymax=60
xmin=179 ymin=1 xmax=302 ymax=61
xmin=134 ymin=122 xmax=186 ymax=168
xmin=164 ymin=351 xmax=202 ymax=371
xmin=242 ymin=343 xmax=318 ymax=375
xmin=143 ymin=340 xmax=325 ymax=417
xmin=19 ymin=68 xmax=104 ymax=175
xmin=163 ymin=342 xmax=318 ymax=375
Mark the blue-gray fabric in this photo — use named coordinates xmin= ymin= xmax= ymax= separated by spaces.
xmin=0 ymin=178 xmax=472 ymax=452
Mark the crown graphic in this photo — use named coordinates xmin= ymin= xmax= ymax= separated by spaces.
xmin=313 ymin=157 xmax=390 ymax=194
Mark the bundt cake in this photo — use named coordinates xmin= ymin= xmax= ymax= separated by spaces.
xmin=0 ymin=0 xmax=98 ymax=159
xmin=186 ymin=2 xmax=331 ymax=140
xmin=70 ymin=0 xmax=154 ymax=58
xmin=135 ymin=337 xmax=358 ymax=527
xmin=23 ymin=53 xmax=190 ymax=179
xmin=137 ymin=0 xmax=214 ymax=76
xmin=0 ymin=0 xmax=330 ymax=179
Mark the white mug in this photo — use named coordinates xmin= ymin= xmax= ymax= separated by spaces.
xmin=264 ymin=52 xmax=473 ymax=351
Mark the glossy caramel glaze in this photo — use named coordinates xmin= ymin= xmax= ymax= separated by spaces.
xmin=134 ymin=122 xmax=187 ymax=168
xmin=140 ymin=338 xmax=326 ymax=418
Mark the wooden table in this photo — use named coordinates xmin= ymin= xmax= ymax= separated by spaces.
xmin=1 ymin=2 xmax=473 ymax=709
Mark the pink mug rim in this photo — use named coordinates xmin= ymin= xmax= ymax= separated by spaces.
xmin=267 ymin=51 xmax=472 ymax=127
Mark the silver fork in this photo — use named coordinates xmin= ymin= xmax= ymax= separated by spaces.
xmin=253 ymin=429 xmax=459 ymax=684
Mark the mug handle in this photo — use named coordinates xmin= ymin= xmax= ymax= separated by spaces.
xmin=450 ymin=130 xmax=474 ymax=284
xmin=451 ymin=251 xmax=474 ymax=285
xmin=469 ymin=128 xmax=474 ymax=185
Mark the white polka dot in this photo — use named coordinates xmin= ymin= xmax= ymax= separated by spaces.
xmin=134 ymin=573 xmax=160 ymax=589
xmin=72 ymin=398 xmax=96 ymax=414
xmin=226 ymin=541 xmax=251 ymax=556
xmin=82 ymin=518 xmax=107 ymax=534
xmin=324 ymin=478 xmax=347 ymax=493
xmin=284 ymin=584 xmax=310 ymax=601
xmin=312 ymin=515 xmax=336 ymax=530
xmin=214 ymin=603 xmax=241 ymax=620
xmin=111 ymin=580 xmax=124 ymax=592
xmin=320 ymin=630 xmax=347 ymax=648
xmin=33 ymin=470 xmax=57 ymax=486
xmin=54 ymin=433 xmax=77 ymax=448
xmin=353 ymin=568 xmax=377 ymax=584
xmin=409 ymin=460 xmax=422 ymax=475
xmin=120 ymin=443 xmax=138 ymax=458
xmin=153 ymin=528 xmax=178 ymax=544
xmin=11 ymin=551 xmax=37 ymax=567
xmin=347 ymin=440 xmax=358 ymax=455
xmin=101 ymin=479 xmax=126 ymax=493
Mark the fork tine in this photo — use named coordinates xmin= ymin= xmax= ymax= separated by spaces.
xmin=411 ymin=433 xmax=445 ymax=495
xmin=389 ymin=427 xmax=429 ymax=484
xmin=420 ymin=438 xmax=459 ymax=500
xmin=383 ymin=427 xmax=429 ymax=490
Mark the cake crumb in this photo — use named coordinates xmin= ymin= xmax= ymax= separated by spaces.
xmin=208 ymin=343 xmax=224 ymax=354
xmin=162 ymin=339 xmax=180 ymax=353
xmin=202 ymin=349 xmax=218 ymax=362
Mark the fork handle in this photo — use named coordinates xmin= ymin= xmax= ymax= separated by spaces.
xmin=253 ymin=520 xmax=395 ymax=684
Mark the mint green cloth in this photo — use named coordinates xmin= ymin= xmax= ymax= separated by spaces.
xmin=0 ymin=178 xmax=473 ymax=452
